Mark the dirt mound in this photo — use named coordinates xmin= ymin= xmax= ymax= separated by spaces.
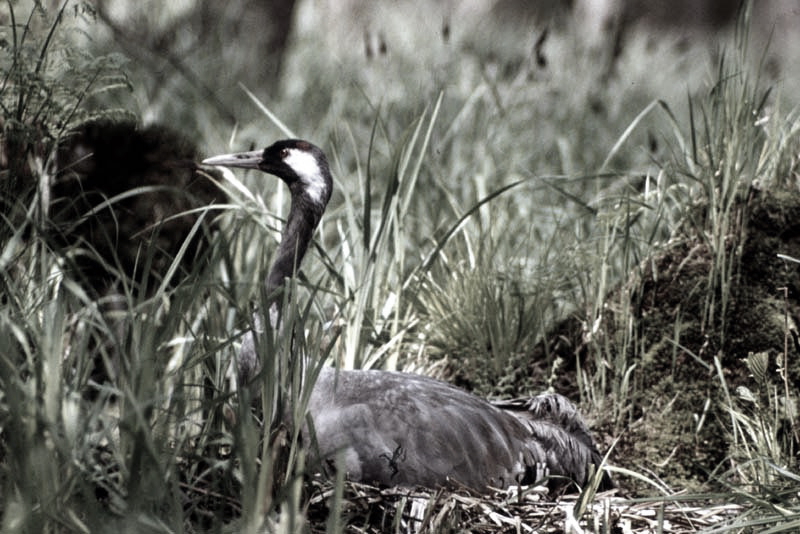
xmin=533 ymin=187 xmax=800 ymax=491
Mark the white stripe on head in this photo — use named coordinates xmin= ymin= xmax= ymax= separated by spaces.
xmin=284 ymin=148 xmax=329 ymax=206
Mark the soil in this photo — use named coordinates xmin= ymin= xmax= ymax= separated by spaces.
xmin=528 ymin=187 xmax=800 ymax=493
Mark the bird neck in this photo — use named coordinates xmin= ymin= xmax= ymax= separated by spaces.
xmin=265 ymin=191 xmax=323 ymax=297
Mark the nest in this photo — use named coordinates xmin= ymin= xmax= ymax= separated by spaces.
xmin=303 ymin=479 xmax=745 ymax=533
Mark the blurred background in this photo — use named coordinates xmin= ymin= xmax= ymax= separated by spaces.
xmin=76 ymin=0 xmax=800 ymax=141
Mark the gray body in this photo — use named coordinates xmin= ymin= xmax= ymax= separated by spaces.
xmin=203 ymin=140 xmax=611 ymax=492
xmin=308 ymin=367 xmax=604 ymax=490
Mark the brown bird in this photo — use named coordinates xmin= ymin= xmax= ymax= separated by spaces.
xmin=203 ymin=140 xmax=611 ymax=492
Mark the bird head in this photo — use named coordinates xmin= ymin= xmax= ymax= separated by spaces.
xmin=203 ymin=139 xmax=332 ymax=210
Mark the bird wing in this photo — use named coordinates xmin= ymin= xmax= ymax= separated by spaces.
xmin=307 ymin=369 xmax=608 ymax=491
xmin=493 ymin=394 xmax=614 ymax=490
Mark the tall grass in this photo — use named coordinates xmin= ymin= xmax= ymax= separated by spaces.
xmin=572 ymin=3 xmax=800 ymax=526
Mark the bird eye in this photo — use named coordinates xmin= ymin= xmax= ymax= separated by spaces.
xmin=280 ymin=148 xmax=290 ymax=159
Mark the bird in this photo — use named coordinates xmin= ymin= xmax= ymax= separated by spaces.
xmin=202 ymin=139 xmax=612 ymax=492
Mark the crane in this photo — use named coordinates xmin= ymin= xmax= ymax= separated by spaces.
xmin=203 ymin=139 xmax=612 ymax=492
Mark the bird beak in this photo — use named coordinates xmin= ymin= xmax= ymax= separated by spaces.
xmin=202 ymin=150 xmax=263 ymax=170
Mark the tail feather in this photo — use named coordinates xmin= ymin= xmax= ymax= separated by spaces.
xmin=494 ymin=394 xmax=614 ymax=491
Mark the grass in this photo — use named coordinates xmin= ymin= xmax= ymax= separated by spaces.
xmin=2 ymin=0 xmax=800 ymax=531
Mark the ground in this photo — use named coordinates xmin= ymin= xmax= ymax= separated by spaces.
xmin=532 ymin=186 xmax=800 ymax=494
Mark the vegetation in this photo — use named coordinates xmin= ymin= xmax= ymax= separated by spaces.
xmin=1 ymin=0 xmax=799 ymax=532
